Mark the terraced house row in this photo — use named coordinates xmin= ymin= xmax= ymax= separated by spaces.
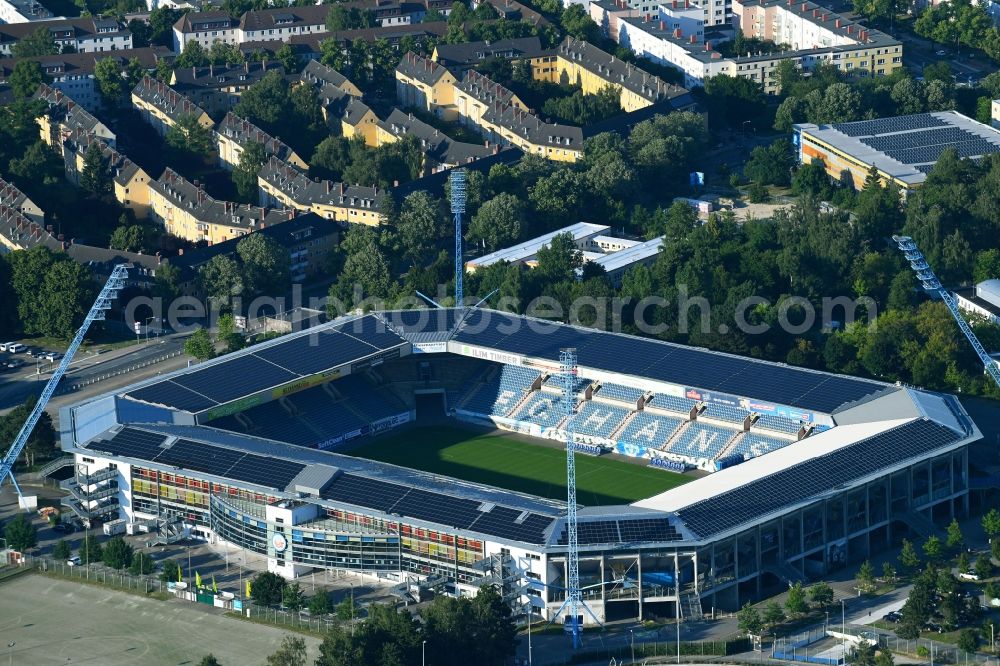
xmin=396 ymin=37 xmax=691 ymax=162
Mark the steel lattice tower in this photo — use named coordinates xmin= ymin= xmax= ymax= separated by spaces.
xmin=559 ymin=347 xmax=582 ymax=648
xmin=450 ymin=169 xmax=467 ymax=307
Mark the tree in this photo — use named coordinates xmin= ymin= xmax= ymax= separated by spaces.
xmin=175 ymin=41 xmax=209 ymax=69
xmin=793 ymin=159 xmax=831 ymax=199
xmin=397 ymin=191 xmax=445 ymax=264
xmin=882 ymin=561 xmax=897 ymax=584
xmin=763 ymin=600 xmax=785 ymax=628
xmin=976 ymin=553 xmax=993 ymax=581
xmin=266 ymin=636 xmax=307 ymax=666
xmin=198 ymin=656 xmax=222 ymax=666
xmin=875 ymin=649 xmax=894 ymax=666
xmin=80 ymin=533 xmax=101 ymax=564
xmin=165 ymin=113 xmax=214 ymax=162
xmin=738 ymin=602 xmax=764 ymax=637
xmin=237 ymin=232 xmax=291 ymax=297
xmin=810 ymin=582 xmax=834 ymax=608
xmin=184 ymin=328 xmax=215 ymax=361
xmin=102 ymin=536 xmax=134 ymax=569
xmin=857 ymin=560 xmax=876 ymax=593
xmin=80 ymin=142 xmax=112 ymax=197
xmin=52 ymin=539 xmax=71 ymax=560
xmin=744 ymin=139 xmax=794 ymax=186
xmin=12 ymin=26 xmax=57 ymax=57
xmin=109 ymin=224 xmax=144 ymax=253
xmin=847 ymin=640 xmax=877 ymax=666
xmin=4 ymin=513 xmax=37 ymax=551
xmin=308 ymin=591 xmax=332 ymax=616
xmin=8 ymin=247 xmax=94 ymax=339
xmin=958 ymin=628 xmax=979 ymax=654
xmin=129 ymin=551 xmax=156 ymax=575
xmin=900 ymin=538 xmax=920 ymax=571
xmin=232 ymin=141 xmax=267 ymax=202
xmin=923 ymin=535 xmax=944 ymax=562
xmin=785 ymin=581 xmax=808 ymax=615
xmin=276 ymin=43 xmax=300 ymax=73
xmin=317 ymin=604 xmax=421 ymax=666
xmin=468 ymin=193 xmax=523 ymax=251
xmin=10 ymin=61 xmax=48 ymax=100
xmin=947 ymin=518 xmax=965 ymax=550
xmin=282 ymin=582 xmax=305 ymax=611
xmin=0 ymin=397 xmax=55 ymax=468
xmin=198 ymin=255 xmax=244 ymax=303
xmin=250 ymin=571 xmax=285 ymax=606
xmin=336 ymin=595 xmax=356 ymax=622
xmin=985 ymin=508 xmax=1000 ymax=542
xmin=159 ymin=559 xmax=182 ymax=583
xmin=94 ymin=57 xmax=126 ymax=103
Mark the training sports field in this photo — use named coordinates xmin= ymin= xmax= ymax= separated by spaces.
xmin=348 ymin=424 xmax=691 ymax=505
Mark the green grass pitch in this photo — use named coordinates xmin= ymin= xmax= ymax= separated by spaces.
xmin=347 ymin=424 xmax=691 ymax=505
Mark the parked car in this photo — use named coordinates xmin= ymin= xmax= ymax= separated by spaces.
xmin=67 ymin=556 xmax=81 ymax=566
xmin=925 ymin=622 xmax=943 ymax=633
xmin=6 ymin=343 xmax=25 ymax=353
xmin=882 ymin=611 xmax=902 ymax=623
xmin=42 ymin=352 xmax=61 ymax=362
xmin=936 ymin=49 xmax=948 ymax=56
xmin=958 ymin=571 xmax=980 ymax=581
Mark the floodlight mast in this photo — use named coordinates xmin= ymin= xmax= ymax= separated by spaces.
xmin=450 ymin=169 xmax=467 ymax=308
xmin=892 ymin=235 xmax=1000 ymax=389
xmin=0 ymin=264 xmax=130 ymax=503
xmin=561 ymin=348 xmax=581 ymax=647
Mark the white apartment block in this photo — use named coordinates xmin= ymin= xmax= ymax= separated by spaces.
xmin=0 ymin=18 xmax=131 ymax=56
xmin=0 ymin=0 xmax=55 ymax=24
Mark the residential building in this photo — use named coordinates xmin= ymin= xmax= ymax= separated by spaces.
xmin=376 ymin=109 xmax=494 ymax=172
xmin=602 ymin=0 xmax=901 ymax=93
xmin=793 ymin=111 xmax=1000 ymax=193
xmin=431 ymin=37 xmax=545 ymax=71
xmin=316 ymin=86 xmax=381 ymax=145
xmin=258 ymin=156 xmax=388 ymax=226
xmin=170 ymin=60 xmax=287 ymax=116
xmin=35 ymin=83 xmax=116 ymax=149
xmin=531 ymin=36 xmax=686 ymax=112
xmin=395 ymin=51 xmax=458 ymax=115
xmin=992 ymin=99 xmax=1000 ymax=130
xmin=148 ymin=167 xmax=294 ymax=244
xmin=0 ymin=175 xmax=43 ymax=227
xmin=165 ymin=212 xmax=338 ymax=287
xmin=0 ymin=17 xmax=132 ymax=56
xmin=131 ymin=75 xmax=213 ymax=137
xmin=469 ymin=0 xmax=551 ymax=27
xmin=301 ymin=60 xmax=362 ymax=98
xmin=0 ymin=48 xmax=167 ymax=111
xmin=172 ymin=2 xmax=426 ymax=53
xmin=62 ymin=130 xmax=153 ymax=218
xmin=0 ymin=0 xmax=54 ymax=25
xmin=215 ymin=112 xmax=307 ymax=171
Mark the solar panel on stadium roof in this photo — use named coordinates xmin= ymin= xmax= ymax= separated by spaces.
xmin=675 ymin=418 xmax=958 ymax=539
xmin=89 ymin=427 xmax=168 ymax=460
xmin=126 ymin=380 xmax=218 ymax=412
xmin=171 ymin=355 xmax=299 ymax=405
xmin=334 ymin=314 xmax=408 ymax=349
xmin=320 ymin=474 xmax=411 ymax=513
xmin=225 ymin=453 xmax=305 ymax=489
xmin=618 ymin=518 xmax=680 ymax=542
xmin=252 ymin=329 xmax=383 ymax=376
xmin=383 ymin=309 xmax=462 ymax=334
xmin=390 ymin=488 xmax=482 ymax=528
xmin=152 ymin=438 xmax=246 ymax=475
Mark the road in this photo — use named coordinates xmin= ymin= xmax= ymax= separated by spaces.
xmin=0 ymin=334 xmax=188 ymax=413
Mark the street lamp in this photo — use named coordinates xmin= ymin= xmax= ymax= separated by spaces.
xmin=8 ymin=640 xmax=15 ymax=666
xmin=630 ymin=629 xmax=635 ymax=665
xmin=422 ymin=640 xmax=426 ymax=666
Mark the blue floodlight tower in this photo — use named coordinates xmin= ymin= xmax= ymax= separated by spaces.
xmin=450 ymin=169 xmax=467 ymax=307
xmin=560 ymin=348 xmax=582 ymax=647
xmin=0 ymin=264 xmax=130 ymax=503
xmin=893 ymin=235 xmax=1000 ymax=389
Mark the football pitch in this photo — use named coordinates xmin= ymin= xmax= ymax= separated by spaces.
xmin=348 ymin=425 xmax=691 ymax=505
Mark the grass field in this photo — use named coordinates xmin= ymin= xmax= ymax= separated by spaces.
xmin=348 ymin=425 xmax=691 ymax=505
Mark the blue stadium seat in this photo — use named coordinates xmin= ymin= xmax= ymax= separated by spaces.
xmin=545 ymin=374 xmax=591 ymax=394
xmin=649 ymin=395 xmax=696 ymax=415
xmin=754 ymin=414 xmax=802 ymax=434
xmin=597 ymin=383 xmax=645 ymax=404
xmin=616 ymin=412 xmax=685 ymax=450
xmin=572 ymin=402 xmax=631 ymax=439
xmin=289 ymin=387 xmax=367 ymax=440
xmin=704 ymin=404 xmax=749 ymax=424
xmin=459 ymin=365 xmax=540 ymax=418
xmin=515 ymin=393 xmax=566 ymax=428
xmin=730 ymin=432 xmax=793 ymax=460
xmin=666 ymin=421 xmax=737 ymax=460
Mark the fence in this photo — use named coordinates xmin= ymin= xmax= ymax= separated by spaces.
xmin=875 ymin=635 xmax=997 ymax=666
xmin=29 ymin=555 xmax=167 ymax=594
xmin=242 ymin=604 xmax=345 ymax=634
xmin=536 ymin=637 xmax=752 ymax=666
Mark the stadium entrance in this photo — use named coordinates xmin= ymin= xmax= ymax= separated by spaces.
xmin=414 ymin=390 xmax=446 ymax=421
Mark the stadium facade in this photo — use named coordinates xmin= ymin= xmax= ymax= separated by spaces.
xmin=59 ymin=309 xmax=978 ymax=621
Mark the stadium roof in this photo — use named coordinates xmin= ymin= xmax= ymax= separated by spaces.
xmin=796 ymin=111 xmax=1000 ymax=187
xmin=636 ymin=416 xmax=972 ymax=540
xmin=123 ymin=314 xmax=408 ymax=414
xmin=77 ymin=424 xmax=563 ymax=545
xmin=450 ymin=309 xmax=893 ymax=416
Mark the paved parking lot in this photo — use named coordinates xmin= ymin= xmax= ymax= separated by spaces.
xmin=0 ymin=574 xmax=322 ymax=665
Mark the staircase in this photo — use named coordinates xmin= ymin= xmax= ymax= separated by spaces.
xmin=681 ymin=589 xmax=704 ymax=621
xmin=761 ymin=561 xmax=807 ymax=586
xmin=899 ymin=510 xmax=939 ymax=538
xmin=38 ymin=456 xmax=75 ymax=478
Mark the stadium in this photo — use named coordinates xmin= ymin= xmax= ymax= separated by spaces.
xmin=59 ymin=308 xmax=979 ymax=623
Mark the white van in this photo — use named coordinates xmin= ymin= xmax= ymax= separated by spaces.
xmin=6 ymin=343 xmax=25 ymax=353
